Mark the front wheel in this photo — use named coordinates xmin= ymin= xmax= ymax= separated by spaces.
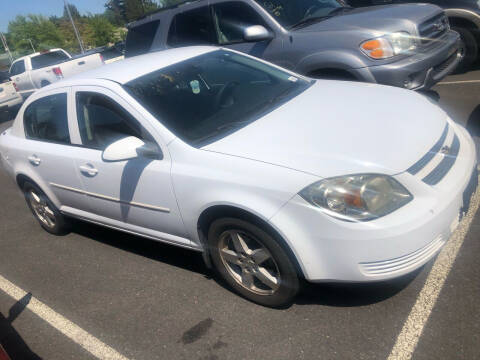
xmin=452 ymin=27 xmax=478 ymax=73
xmin=208 ymin=218 xmax=300 ymax=307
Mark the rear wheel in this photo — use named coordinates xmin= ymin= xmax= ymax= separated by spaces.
xmin=452 ymin=27 xmax=478 ymax=73
xmin=23 ymin=182 xmax=70 ymax=235
xmin=208 ymin=218 xmax=300 ymax=307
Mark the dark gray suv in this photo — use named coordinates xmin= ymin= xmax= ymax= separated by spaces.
xmin=125 ymin=0 xmax=461 ymax=90
xmin=348 ymin=0 xmax=480 ymax=72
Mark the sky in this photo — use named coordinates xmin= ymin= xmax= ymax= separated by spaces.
xmin=0 ymin=0 xmax=106 ymax=32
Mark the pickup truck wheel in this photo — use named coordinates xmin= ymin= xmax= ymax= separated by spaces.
xmin=208 ymin=218 xmax=300 ymax=308
xmin=40 ymin=80 xmax=51 ymax=88
xmin=23 ymin=182 xmax=71 ymax=235
xmin=452 ymin=27 xmax=478 ymax=73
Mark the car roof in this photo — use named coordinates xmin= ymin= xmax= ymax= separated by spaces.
xmin=127 ymin=0 xmax=206 ymax=26
xmin=54 ymin=46 xmax=217 ymax=87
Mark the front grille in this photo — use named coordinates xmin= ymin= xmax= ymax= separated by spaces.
xmin=407 ymin=123 xmax=460 ymax=185
xmin=359 ymin=235 xmax=444 ymax=276
xmin=418 ymin=13 xmax=449 ymax=45
xmin=431 ymin=51 xmax=458 ymax=79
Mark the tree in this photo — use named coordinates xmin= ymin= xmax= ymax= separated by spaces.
xmin=63 ymin=4 xmax=81 ymax=20
xmin=8 ymin=15 xmax=65 ymax=55
xmin=160 ymin=0 xmax=184 ymax=7
xmin=105 ymin=0 xmax=160 ymax=24
xmin=85 ymin=15 xmax=116 ymax=47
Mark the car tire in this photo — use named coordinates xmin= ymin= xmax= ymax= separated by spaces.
xmin=208 ymin=218 xmax=300 ymax=307
xmin=23 ymin=181 xmax=71 ymax=235
xmin=452 ymin=27 xmax=478 ymax=73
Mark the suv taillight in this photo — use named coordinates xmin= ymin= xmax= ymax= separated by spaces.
xmin=12 ymin=82 xmax=19 ymax=92
xmin=52 ymin=67 xmax=63 ymax=79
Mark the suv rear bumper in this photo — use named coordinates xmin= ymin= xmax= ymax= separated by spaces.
xmin=355 ymin=30 xmax=461 ymax=90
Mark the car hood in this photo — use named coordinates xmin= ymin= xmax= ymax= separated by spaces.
xmin=294 ymin=4 xmax=442 ymax=35
xmin=202 ymin=81 xmax=448 ymax=178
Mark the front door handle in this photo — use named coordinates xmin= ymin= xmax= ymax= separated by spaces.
xmin=79 ymin=164 xmax=98 ymax=177
xmin=28 ymin=155 xmax=41 ymax=166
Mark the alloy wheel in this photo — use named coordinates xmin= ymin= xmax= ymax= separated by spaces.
xmin=218 ymin=230 xmax=280 ymax=295
xmin=28 ymin=190 xmax=56 ymax=229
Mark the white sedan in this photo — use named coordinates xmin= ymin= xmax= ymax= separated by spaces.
xmin=0 ymin=47 xmax=477 ymax=307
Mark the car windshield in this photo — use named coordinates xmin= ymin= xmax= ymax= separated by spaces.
xmin=31 ymin=51 xmax=70 ymax=70
xmin=253 ymin=0 xmax=347 ymax=28
xmin=123 ymin=50 xmax=311 ymax=147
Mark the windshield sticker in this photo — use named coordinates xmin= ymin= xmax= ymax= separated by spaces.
xmin=288 ymin=76 xmax=298 ymax=82
xmin=190 ymin=80 xmax=200 ymax=94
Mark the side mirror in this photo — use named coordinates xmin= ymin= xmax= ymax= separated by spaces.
xmin=243 ymin=25 xmax=272 ymax=42
xmin=102 ymin=136 xmax=159 ymax=162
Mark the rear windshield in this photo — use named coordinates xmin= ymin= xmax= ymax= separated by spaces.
xmin=124 ymin=50 xmax=311 ymax=147
xmin=31 ymin=51 xmax=70 ymax=70
xmin=125 ymin=20 xmax=160 ymax=58
xmin=0 ymin=71 xmax=10 ymax=83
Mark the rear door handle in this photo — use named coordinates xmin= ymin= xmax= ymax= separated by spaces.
xmin=28 ymin=155 xmax=41 ymax=166
xmin=79 ymin=164 xmax=98 ymax=177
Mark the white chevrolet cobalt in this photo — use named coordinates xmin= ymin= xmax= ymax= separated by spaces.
xmin=0 ymin=47 xmax=477 ymax=307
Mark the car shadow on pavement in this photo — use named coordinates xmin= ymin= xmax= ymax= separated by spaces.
xmin=71 ymin=220 xmax=208 ymax=276
xmin=71 ymin=220 xmax=420 ymax=308
xmin=0 ymin=293 xmax=42 ymax=359
xmin=295 ymin=269 xmax=420 ymax=307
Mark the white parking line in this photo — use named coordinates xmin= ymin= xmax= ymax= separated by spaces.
xmin=0 ymin=275 xmax=130 ymax=360
xmin=437 ymin=80 xmax=480 ymax=85
xmin=388 ymin=176 xmax=480 ymax=360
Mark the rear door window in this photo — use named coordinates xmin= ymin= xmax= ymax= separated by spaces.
xmin=24 ymin=93 xmax=71 ymax=144
xmin=0 ymin=71 xmax=10 ymax=83
xmin=10 ymin=60 xmax=25 ymax=76
xmin=31 ymin=51 xmax=70 ymax=70
xmin=168 ymin=6 xmax=216 ymax=47
xmin=125 ymin=20 xmax=160 ymax=58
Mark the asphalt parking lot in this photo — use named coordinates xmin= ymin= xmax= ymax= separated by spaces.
xmin=0 ymin=71 xmax=479 ymax=360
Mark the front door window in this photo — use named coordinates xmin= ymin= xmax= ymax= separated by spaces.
xmin=213 ymin=2 xmax=269 ymax=45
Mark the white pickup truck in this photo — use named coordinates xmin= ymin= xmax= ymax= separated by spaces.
xmin=0 ymin=71 xmax=23 ymax=115
xmin=9 ymin=48 xmax=104 ymax=98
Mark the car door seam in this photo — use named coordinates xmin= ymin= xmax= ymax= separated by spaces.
xmin=50 ymin=182 xmax=171 ymax=213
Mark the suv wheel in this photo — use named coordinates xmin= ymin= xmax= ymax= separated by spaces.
xmin=23 ymin=182 xmax=70 ymax=235
xmin=208 ymin=218 xmax=300 ymax=307
xmin=452 ymin=27 xmax=478 ymax=73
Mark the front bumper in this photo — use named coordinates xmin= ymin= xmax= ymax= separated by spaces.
xmin=269 ymin=121 xmax=477 ymax=282
xmin=356 ymin=30 xmax=461 ymax=90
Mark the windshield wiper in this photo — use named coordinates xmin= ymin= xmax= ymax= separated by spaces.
xmin=193 ymin=88 xmax=295 ymax=146
xmin=327 ymin=6 xmax=352 ymax=17
xmin=290 ymin=6 xmax=353 ymax=29
xmin=216 ymin=120 xmax=252 ymax=131
xmin=290 ymin=16 xmax=330 ymax=29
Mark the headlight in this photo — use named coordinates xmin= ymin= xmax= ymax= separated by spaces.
xmin=360 ymin=32 xmax=417 ymax=59
xmin=299 ymin=174 xmax=413 ymax=221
